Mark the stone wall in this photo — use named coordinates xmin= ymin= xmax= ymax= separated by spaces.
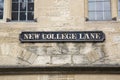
xmin=0 ymin=0 xmax=119 ymax=67
xmin=0 ymin=0 xmax=120 ymax=80
xmin=0 ymin=74 xmax=120 ymax=80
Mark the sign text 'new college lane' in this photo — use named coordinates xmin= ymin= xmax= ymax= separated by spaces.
xmin=19 ymin=31 xmax=105 ymax=42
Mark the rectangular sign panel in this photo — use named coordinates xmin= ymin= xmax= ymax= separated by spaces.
xmin=19 ymin=31 xmax=105 ymax=42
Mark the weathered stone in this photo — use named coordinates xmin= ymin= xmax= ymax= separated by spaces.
xmin=52 ymin=55 xmax=71 ymax=65
xmin=113 ymin=35 xmax=120 ymax=43
xmin=33 ymin=56 xmax=51 ymax=65
xmin=37 ymin=47 xmax=47 ymax=55
xmin=11 ymin=44 xmax=22 ymax=57
xmin=1 ymin=43 xmax=10 ymax=56
xmin=0 ymin=0 xmax=120 ymax=79
xmin=0 ymin=56 xmax=17 ymax=65
xmin=75 ymin=43 xmax=87 ymax=54
xmin=0 ymin=43 xmax=21 ymax=57
xmin=18 ymin=49 xmax=38 ymax=64
xmin=48 ymin=75 xmax=74 ymax=80
xmin=85 ymin=51 xmax=102 ymax=63
xmin=0 ymin=0 xmax=119 ymax=68
xmin=0 ymin=32 xmax=9 ymax=37
xmin=25 ymin=46 xmax=38 ymax=54
xmin=72 ymin=55 xmax=88 ymax=64
xmin=56 ymin=43 xmax=69 ymax=54
xmin=68 ymin=43 xmax=80 ymax=54
xmin=46 ymin=47 xmax=59 ymax=55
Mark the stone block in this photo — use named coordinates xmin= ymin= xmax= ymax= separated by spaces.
xmin=18 ymin=49 xmax=39 ymax=64
xmin=113 ymin=35 xmax=120 ymax=43
xmin=85 ymin=50 xmax=104 ymax=63
xmin=25 ymin=46 xmax=38 ymax=54
xmin=1 ymin=43 xmax=10 ymax=56
xmin=68 ymin=43 xmax=80 ymax=54
xmin=0 ymin=56 xmax=17 ymax=65
xmin=33 ymin=56 xmax=51 ymax=65
xmin=72 ymin=55 xmax=88 ymax=64
xmin=52 ymin=55 xmax=71 ymax=64
xmin=37 ymin=47 xmax=47 ymax=55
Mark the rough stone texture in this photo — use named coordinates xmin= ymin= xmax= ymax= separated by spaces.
xmin=33 ymin=56 xmax=51 ymax=65
xmin=72 ymin=55 xmax=88 ymax=64
xmin=17 ymin=49 xmax=39 ymax=65
xmin=52 ymin=55 xmax=71 ymax=65
xmin=48 ymin=75 xmax=75 ymax=80
xmin=37 ymin=47 xmax=47 ymax=55
xmin=0 ymin=75 xmax=120 ymax=80
xmin=0 ymin=0 xmax=120 ymax=79
xmin=0 ymin=0 xmax=119 ymax=69
xmin=0 ymin=0 xmax=120 ymax=80
xmin=0 ymin=56 xmax=17 ymax=65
